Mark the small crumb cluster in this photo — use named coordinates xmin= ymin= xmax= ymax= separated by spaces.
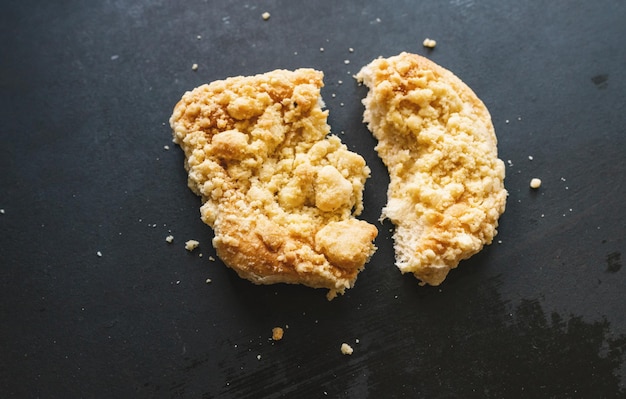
xmin=422 ymin=38 xmax=437 ymax=48
xmin=185 ymin=239 xmax=200 ymax=251
xmin=340 ymin=343 xmax=354 ymax=355
xmin=262 ymin=12 xmax=270 ymax=20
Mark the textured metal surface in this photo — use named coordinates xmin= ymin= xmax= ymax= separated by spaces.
xmin=1 ymin=1 xmax=625 ymax=397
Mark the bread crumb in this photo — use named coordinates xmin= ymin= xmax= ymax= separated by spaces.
xmin=196 ymin=35 xmax=202 ymax=40
xmin=344 ymin=59 xmax=350 ymax=64
xmin=341 ymin=343 xmax=353 ymax=355
xmin=528 ymin=155 xmax=533 ymax=161
xmin=96 ymin=251 xmax=103 ymax=257
xmin=0 ymin=209 xmax=4 ymax=214
xmin=262 ymin=12 xmax=270 ymax=20
xmin=205 ymin=278 xmax=212 ymax=284
xmin=185 ymin=240 xmax=200 ymax=251
xmin=191 ymin=63 xmax=198 ymax=71
xmin=530 ymin=178 xmax=542 ymax=189
xmin=272 ymin=327 xmax=284 ymax=341
xmin=165 ymin=235 xmax=174 ymax=243
xmin=320 ymin=47 xmax=324 ymax=52
xmin=422 ymin=38 xmax=437 ymax=48
xmin=164 ymin=145 xmax=170 ymax=150
xmin=257 ymin=354 xmax=262 ymax=360
xmin=348 ymin=47 xmax=354 ymax=53
xmin=208 ymin=256 xmax=216 ymax=261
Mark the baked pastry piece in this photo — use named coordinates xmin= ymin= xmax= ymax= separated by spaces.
xmin=356 ymin=52 xmax=507 ymax=285
xmin=170 ymin=68 xmax=378 ymax=299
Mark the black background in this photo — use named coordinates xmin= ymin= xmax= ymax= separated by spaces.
xmin=1 ymin=1 xmax=625 ymax=398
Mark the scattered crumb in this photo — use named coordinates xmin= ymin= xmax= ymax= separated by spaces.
xmin=355 ymin=339 xmax=360 ymax=344
xmin=528 ymin=155 xmax=533 ymax=161
xmin=96 ymin=251 xmax=103 ymax=257
xmin=0 ymin=209 xmax=4 ymax=214
xmin=348 ymin=47 xmax=354 ymax=53
xmin=205 ymin=278 xmax=212 ymax=284
xmin=110 ymin=55 xmax=119 ymax=61
xmin=165 ymin=235 xmax=174 ymax=243
xmin=422 ymin=38 xmax=437 ymax=48
xmin=272 ymin=327 xmax=284 ymax=341
xmin=257 ymin=354 xmax=262 ymax=360
xmin=191 ymin=63 xmax=198 ymax=71
xmin=341 ymin=343 xmax=354 ymax=355
xmin=505 ymin=119 xmax=510 ymax=124
xmin=344 ymin=59 xmax=350 ymax=64
xmin=199 ymin=253 xmax=203 ymax=257
xmin=262 ymin=11 xmax=270 ymax=20
xmin=530 ymin=178 xmax=542 ymax=189
xmin=164 ymin=145 xmax=170 ymax=150
xmin=209 ymin=256 xmax=216 ymax=261
xmin=320 ymin=47 xmax=324 ymax=52
xmin=196 ymin=35 xmax=202 ymax=40
xmin=185 ymin=240 xmax=200 ymax=251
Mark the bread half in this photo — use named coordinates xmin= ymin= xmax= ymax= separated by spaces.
xmin=170 ymin=69 xmax=378 ymax=299
xmin=356 ymin=52 xmax=507 ymax=285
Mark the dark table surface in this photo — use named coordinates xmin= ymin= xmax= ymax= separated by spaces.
xmin=1 ymin=1 xmax=625 ymax=398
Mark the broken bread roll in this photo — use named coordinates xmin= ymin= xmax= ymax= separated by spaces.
xmin=170 ymin=68 xmax=378 ymax=299
xmin=356 ymin=52 xmax=507 ymax=285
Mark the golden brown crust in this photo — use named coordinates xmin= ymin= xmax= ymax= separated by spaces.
xmin=170 ymin=68 xmax=378 ymax=299
xmin=356 ymin=52 xmax=507 ymax=285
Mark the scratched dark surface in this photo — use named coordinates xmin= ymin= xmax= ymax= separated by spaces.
xmin=1 ymin=1 xmax=625 ymax=398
